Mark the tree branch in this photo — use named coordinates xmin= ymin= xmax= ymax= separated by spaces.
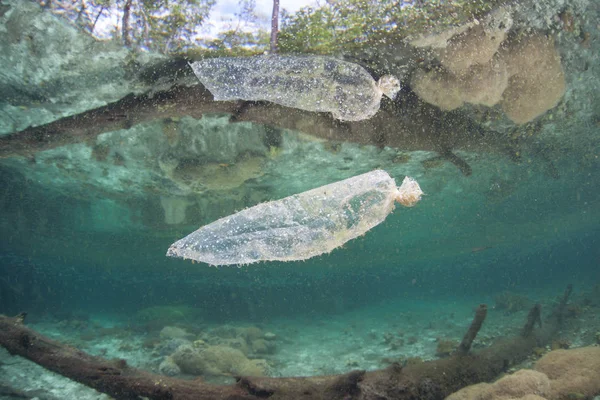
xmin=556 ymin=283 xmax=573 ymax=326
xmin=521 ymin=304 xmax=542 ymax=338
xmin=91 ymin=4 xmax=106 ymax=35
xmin=0 ymin=80 xmax=510 ymax=177
xmin=457 ymin=304 xmax=487 ymax=355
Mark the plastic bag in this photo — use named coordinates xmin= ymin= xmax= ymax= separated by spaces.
xmin=189 ymin=55 xmax=400 ymax=121
xmin=166 ymin=170 xmax=422 ymax=266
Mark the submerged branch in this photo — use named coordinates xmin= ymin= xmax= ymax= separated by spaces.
xmin=0 ymin=313 xmax=253 ymax=400
xmin=556 ymin=283 xmax=573 ymax=326
xmin=0 ymin=85 xmax=232 ymax=159
xmin=0 ymin=82 xmax=512 ymax=175
xmin=522 ymin=303 xmax=542 ymax=338
xmin=457 ymin=304 xmax=488 ymax=354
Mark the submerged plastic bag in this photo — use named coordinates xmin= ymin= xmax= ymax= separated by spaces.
xmin=189 ymin=55 xmax=400 ymax=121
xmin=166 ymin=170 xmax=422 ymax=266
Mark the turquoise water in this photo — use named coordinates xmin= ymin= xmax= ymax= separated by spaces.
xmin=1 ymin=0 xmax=600 ymax=399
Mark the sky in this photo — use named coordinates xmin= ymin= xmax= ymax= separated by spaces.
xmin=213 ymin=0 xmax=319 ymax=20
xmin=204 ymin=0 xmax=319 ymax=37
xmin=91 ymin=0 xmax=320 ymax=41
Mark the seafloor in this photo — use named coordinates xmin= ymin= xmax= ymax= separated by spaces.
xmin=1 ymin=288 xmax=600 ymax=399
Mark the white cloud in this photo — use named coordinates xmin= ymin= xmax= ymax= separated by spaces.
xmin=91 ymin=0 xmax=319 ymax=43
xmin=202 ymin=0 xmax=318 ymax=37
xmin=256 ymin=0 xmax=318 ymax=15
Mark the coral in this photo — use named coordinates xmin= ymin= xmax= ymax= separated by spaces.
xmin=459 ymin=61 xmax=509 ymax=106
xmin=198 ymin=326 xmax=278 ymax=356
xmin=535 ymin=346 xmax=600 ymax=399
xmin=158 ymin=356 xmax=181 ymax=377
xmin=237 ymin=326 xmax=264 ymax=342
xmin=411 ymin=68 xmax=462 ymax=110
xmin=410 ymin=7 xmax=511 ymax=112
xmin=411 ymin=56 xmax=509 ymax=112
xmin=492 ymin=370 xmax=551 ymax=399
xmin=157 ymin=338 xmax=191 ymax=356
xmin=169 ymin=155 xmax=265 ymax=193
xmin=500 ymin=35 xmax=566 ymax=124
xmin=213 ymin=337 xmax=249 ymax=356
xmin=171 ymin=344 xmax=268 ymax=377
xmin=410 ymin=10 xmax=565 ymax=125
xmin=171 ymin=344 xmax=204 ymax=375
xmin=409 ymin=7 xmax=512 ymax=52
xmin=446 ymin=369 xmax=551 ymax=400
xmin=448 ymin=347 xmax=600 ymax=400
xmin=438 ymin=25 xmax=507 ymax=73
xmin=240 ymin=359 xmax=270 ymax=377
xmin=251 ymin=339 xmax=276 ymax=355
xmin=159 ymin=326 xmax=194 ymax=340
xmin=251 ymin=339 xmax=269 ymax=354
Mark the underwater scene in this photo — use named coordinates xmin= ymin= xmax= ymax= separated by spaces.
xmin=0 ymin=0 xmax=599 ymax=399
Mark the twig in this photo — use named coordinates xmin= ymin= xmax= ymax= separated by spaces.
xmin=457 ymin=304 xmax=487 ymax=354
xmin=556 ymin=284 xmax=573 ymax=326
xmin=521 ymin=303 xmax=542 ymax=338
xmin=91 ymin=4 xmax=106 ymax=35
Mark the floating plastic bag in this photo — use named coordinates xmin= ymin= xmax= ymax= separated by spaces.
xmin=189 ymin=55 xmax=400 ymax=121
xmin=166 ymin=170 xmax=422 ymax=266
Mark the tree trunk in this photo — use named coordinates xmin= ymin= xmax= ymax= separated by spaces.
xmin=122 ymin=0 xmax=133 ymax=47
xmin=270 ymin=0 xmax=280 ymax=53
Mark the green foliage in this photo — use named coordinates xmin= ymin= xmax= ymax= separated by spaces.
xmin=188 ymin=0 xmax=269 ymax=57
xmin=40 ymin=0 xmax=505 ymax=57
xmin=278 ymin=0 xmax=503 ymax=55
xmin=131 ymin=0 xmax=216 ymax=53
xmin=38 ymin=0 xmax=216 ymax=54
xmin=192 ymin=29 xmax=270 ymax=57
